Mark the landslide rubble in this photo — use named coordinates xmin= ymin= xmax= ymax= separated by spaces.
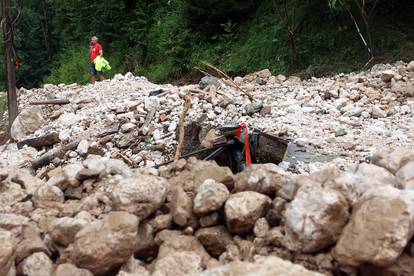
xmin=1 ymin=61 xmax=413 ymax=173
xmin=0 ymin=149 xmax=412 ymax=275
xmin=0 ymin=61 xmax=413 ymax=275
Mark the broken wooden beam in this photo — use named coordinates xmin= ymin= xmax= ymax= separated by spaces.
xmin=17 ymin=132 xmax=60 ymax=149
xmin=30 ymin=99 xmax=70 ymax=105
xmin=31 ymin=140 xmax=80 ymax=170
xmin=174 ymin=91 xmax=192 ymax=162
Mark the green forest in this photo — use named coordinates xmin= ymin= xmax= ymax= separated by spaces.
xmin=1 ymin=0 xmax=413 ymax=89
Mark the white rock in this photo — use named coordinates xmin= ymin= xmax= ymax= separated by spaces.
xmin=11 ymin=107 xmax=45 ymax=140
xmin=57 ymin=113 xmax=82 ymax=127
xmin=193 ymin=179 xmax=230 ymax=215
xmin=284 ymin=183 xmax=349 ymax=253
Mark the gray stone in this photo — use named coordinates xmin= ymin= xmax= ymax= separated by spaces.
xmin=245 ymin=101 xmax=263 ymax=115
xmin=199 ymin=76 xmax=221 ymax=89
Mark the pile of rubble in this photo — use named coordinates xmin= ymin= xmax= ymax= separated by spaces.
xmin=2 ymin=60 xmax=414 ymax=173
xmin=0 ymin=61 xmax=413 ymax=275
xmin=1 ymin=147 xmax=414 ymax=275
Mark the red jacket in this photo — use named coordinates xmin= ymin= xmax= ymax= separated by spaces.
xmin=90 ymin=43 xmax=103 ymax=62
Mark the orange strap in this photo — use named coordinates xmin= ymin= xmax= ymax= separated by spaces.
xmin=235 ymin=123 xmax=252 ymax=167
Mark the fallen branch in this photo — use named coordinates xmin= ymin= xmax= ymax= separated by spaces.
xmin=31 ymin=140 xmax=80 ymax=170
xmin=200 ymin=60 xmax=254 ymax=102
xmin=174 ymin=91 xmax=192 ymax=162
xmin=17 ymin=132 xmax=60 ymax=149
xmin=30 ymin=99 xmax=70 ymax=105
xmin=115 ymin=152 xmax=135 ymax=167
xmin=140 ymin=104 xmax=158 ymax=134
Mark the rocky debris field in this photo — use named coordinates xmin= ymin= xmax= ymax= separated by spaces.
xmin=0 ymin=61 xmax=413 ymax=275
xmin=2 ymin=60 xmax=414 ymax=173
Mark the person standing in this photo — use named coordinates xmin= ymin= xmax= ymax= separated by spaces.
xmin=90 ymin=36 xmax=104 ymax=83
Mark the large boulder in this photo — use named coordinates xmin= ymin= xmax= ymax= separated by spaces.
xmin=72 ymin=211 xmax=139 ymax=275
xmin=17 ymin=252 xmax=54 ymax=276
xmin=371 ymin=148 xmax=414 ymax=174
xmin=11 ymin=107 xmax=45 ymax=141
xmin=54 ymin=264 xmax=93 ymax=276
xmin=49 ymin=211 xmax=94 ymax=246
xmin=234 ymin=164 xmax=285 ymax=196
xmin=225 ymin=191 xmax=271 ymax=234
xmin=195 ymin=226 xmax=233 ymax=258
xmin=334 ymin=188 xmax=414 ymax=267
xmin=193 ymin=179 xmax=229 ymax=215
xmin=325 ymin=163 xmax=397 ymax=204
xmin=15 ymin=224 xmax=49 ymax=264
xmin=284 ymin=183 xmax=349 ymax=253
xmin=0 ymin=229 xmax=15 ymax=276
xmin=111 ymin=176 xmax=169 ymax=219
xmin=193 ymin=255 xmax=323 ymax=276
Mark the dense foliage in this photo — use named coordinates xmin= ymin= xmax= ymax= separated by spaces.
xmin=0 ymin=0 xmax=413 ymax=89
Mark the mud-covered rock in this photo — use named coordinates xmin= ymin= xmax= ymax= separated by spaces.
xmin=54 ymin=264 xmax=93 ymax=276
xmin=334 ymin=193 xmax=413 ymax=267
xmin=194 ymin=255 xmax=323 ymax=276
xmin=195 ymin=226 xmax=233 ymax=258
xmin=225 ymin=191 xmax=271 ymax=234
xmin=171 ymin=185 xmax=193 ymax=226
xmin=234 ymin=164 xmax=285 ymax=196
xmin=72 ymin=211 xmax=139 ymax=275
xmin=111 ymin=176 xmax=169 ymax=219
xmin=49 ymin=211 xmax=94 ymax=246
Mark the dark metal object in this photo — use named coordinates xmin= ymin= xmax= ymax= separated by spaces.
xmin=156 ymin=125 xmax=288 ymax=173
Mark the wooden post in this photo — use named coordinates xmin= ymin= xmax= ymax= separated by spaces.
xmin=2 ymin=0 xmax=18 ymax=131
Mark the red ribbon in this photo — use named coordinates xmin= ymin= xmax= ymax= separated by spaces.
xmin=235 ymin=123 xmax=252 ymax=167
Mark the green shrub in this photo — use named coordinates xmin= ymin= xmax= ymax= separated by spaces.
xmin=45 ymin=45 xmax=91 ymax=85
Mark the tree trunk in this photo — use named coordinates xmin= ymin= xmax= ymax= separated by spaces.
xmin=2 ymin=0 xmax=18 ymax=131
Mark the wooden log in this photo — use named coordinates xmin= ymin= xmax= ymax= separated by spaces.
xmin=17 ymin=132 xmax=60 ymax=149
xmin=31 ymin=140 xmax=80 ymax=170
xmin=2 ymin=0 xmax=18 ymax=131
xmin=174 ymin=91 xmax=192 ymax=161
xmin=30 ymin=99 xmax=70 ymax=105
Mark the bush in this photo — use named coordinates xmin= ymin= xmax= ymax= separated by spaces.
xmin=45 ymin=45 xmax=91 ymax=85
xmin=44 ymin=45 xmax=124 ymax=85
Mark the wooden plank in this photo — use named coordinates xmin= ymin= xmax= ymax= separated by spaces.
xmin=31 ymin=140 xmax=80 ymax=170
xmin=17 ymin=132 xmax=60 ymax=149
xmin=29 ymin=99 xmax=70 ymax=105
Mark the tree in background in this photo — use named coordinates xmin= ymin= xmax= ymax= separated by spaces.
xmin=329 ymin=0 xmax=382 ymax=64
